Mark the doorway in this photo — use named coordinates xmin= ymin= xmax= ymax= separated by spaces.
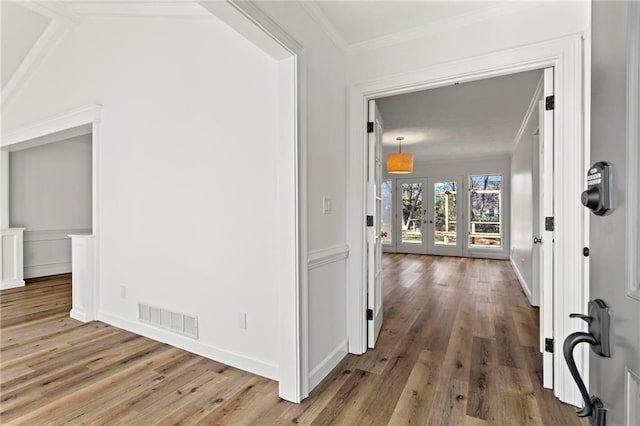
xmin=348 ymin=34 xmax=587 ymax=406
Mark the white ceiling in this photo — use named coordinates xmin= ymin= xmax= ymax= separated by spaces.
xmin=1 ymin=1 xmax=50 ymax=89
xmin=314 ymin=1 xmax=501 ymax=46
xmin=376 ymin=69 xmax=543 ymax=162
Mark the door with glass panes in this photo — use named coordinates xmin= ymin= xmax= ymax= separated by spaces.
xmin=396 ymin=177 xmax=463 ymax=256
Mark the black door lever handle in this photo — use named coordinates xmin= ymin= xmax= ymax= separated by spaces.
xmin=563 ymin=331 xmax=597 ymax=417
xmin=569 ymin=313 xmax=593 ymax=324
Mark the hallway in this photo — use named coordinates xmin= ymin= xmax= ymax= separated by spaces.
xmin=305 ymin=254 xmax=583 ymax=425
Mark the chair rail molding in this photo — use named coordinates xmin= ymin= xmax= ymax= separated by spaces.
xmin=1 ymin=228 xmax=25 ymax=290
xmin=308 ymin=245 xmax=349 ymax=270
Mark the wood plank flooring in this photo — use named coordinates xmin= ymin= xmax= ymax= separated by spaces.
xmin=0 ymin=256 xmax=584 ymax=425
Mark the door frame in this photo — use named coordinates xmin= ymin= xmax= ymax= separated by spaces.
xmin=347 ymin=34 xmax=588 ymax=406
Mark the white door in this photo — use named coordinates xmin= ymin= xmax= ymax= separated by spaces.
xmin=539 ymin=67 xmax=554 ymax=389
xmin=367 ymin=100 xmax=383 ymax=348
xmin=426 ymin=176 xmax=463 ymax=256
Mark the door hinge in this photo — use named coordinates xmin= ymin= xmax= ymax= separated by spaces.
xmin=545 ymin=338 xmax=554 ymax=353
xmin=366 ymin=215 xmax=374 ymax=227
xmin=545 ymin=216 xmax=554 ymax=231
xmin=366 ymin=309 xmax=373 ymax=320
xmin=367 ymin=122 xmax=374 ymax=133
xmin=545 ymin=95 xmax=555 ymax=111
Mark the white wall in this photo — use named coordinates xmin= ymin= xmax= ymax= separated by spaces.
xmin=9 ymin=134 xmax=92 ymax=278
xmin=384 ymin=155 xmax=511 ymax=259
xmin=510 ymin=91 xmax=542 ymax=305
xmin=255 ymin=2 xmax=350 ymax=392
xmin=348 ymin=2 xmax=588 ymax=84
xmin=3 ymin=17 xmax=283 ymax=377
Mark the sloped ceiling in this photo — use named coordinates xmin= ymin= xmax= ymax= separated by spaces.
xmin=377 ymin=69 xmax=543 ymax=162
xmin=1 ymin=1 xmax=50 ymax=89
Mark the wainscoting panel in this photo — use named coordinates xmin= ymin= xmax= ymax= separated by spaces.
xmin=1 ymin=228 xmax=25 ymax=289
xmin=307 ymin=244 xmax=349 ymax=391
xmin=23 ymin=228 xmax=91 ymax=278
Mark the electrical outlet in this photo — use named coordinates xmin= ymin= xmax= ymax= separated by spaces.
xmin=238 ymin=312 xmax=247 ymax=329
xmin=120 ymin=285 xmax=127 ymax=299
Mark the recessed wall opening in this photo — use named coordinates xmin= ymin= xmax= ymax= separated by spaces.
xmin=8 ymin=131 xmax=93 ymax=279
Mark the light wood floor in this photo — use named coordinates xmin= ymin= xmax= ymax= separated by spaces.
xmin=0 ymin=256 xmax=584 ymax=425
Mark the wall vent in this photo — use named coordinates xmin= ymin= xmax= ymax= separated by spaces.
xmin=138 ymin=303 xmax=198 ymax=339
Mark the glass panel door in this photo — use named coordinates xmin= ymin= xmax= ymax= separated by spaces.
xmin=427 ymin=177 xmax=463 ymax=256
xmin=381 ymin=180 xmax=393 ymax=246
xmin=397 ymin=179 xmax=426 ymax=253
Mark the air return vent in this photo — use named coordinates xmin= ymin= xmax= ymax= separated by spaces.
xmin=138 ymin=303 xmax=198 ymax=339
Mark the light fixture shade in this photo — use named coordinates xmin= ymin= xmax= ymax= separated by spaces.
xmin=387 ymin=152 xmax=414 ymax=174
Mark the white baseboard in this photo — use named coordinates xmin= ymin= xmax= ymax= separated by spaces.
xmin=70 ymin=308 xmax=91 ymax=322
xmin=1 ymin=279 xmax=25 ymax=290
xmin=97 ymin=310 xmax=279 ymax=381
xmin=510 ymin=257 xmax=533 ymax=304
xmin=24 ymin=262 xmax=71 ymax=279
xmin=309 ymin=339 xmax=348 ymax=391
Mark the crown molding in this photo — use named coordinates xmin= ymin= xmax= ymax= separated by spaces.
xmin=65 ymin=2 xmax=216 ymax=19
xmin=347 ymin=2 xmax=538 ymax=56
xmin=299 ymin=1 xmax=347 ymax=52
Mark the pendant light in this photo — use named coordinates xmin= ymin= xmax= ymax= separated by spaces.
xmin=387 ymin=136 xmax=414 ymax=174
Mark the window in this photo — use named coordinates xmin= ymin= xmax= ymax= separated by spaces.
xmin=381 ymin=180 xmax=393 ymax=245
xmin=469 ymin=175 xmax=502 ymax=248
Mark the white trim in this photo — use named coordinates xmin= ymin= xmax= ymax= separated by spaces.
xmin=65 ymin=2 xmax=215 ymax=19
xmin=513 ymin=75 xmax=544 ymax=153
xmin=24 ymin=262 xmax=71 ymax=279
xmin=1 ymin=104 xmax=102 ymax=147
xmin=19 ymin=2 xmax=81 ymax=26
xmin=346 ymin=2 xmax=538 ymax=56
xmin=1 ymin=21 xmax=72 ymax=109
xmin=298 ymin=2 xmax=347 ymax=52
xmin=347 ymin=34 xmax=586 ymax=406
xmin=308 ymin=245 xmax=349 ymax=270
xmin=98 ymin=310 xmax=279 ymax=381
xmin=309 ymin=339 xmax=348 ymax=390
xmin=626 ymin=367 xmax=640 ymax=426
xmin=24 ymin=228 xmax=91 ymax=242
xmin=0 ymin=228 xmax=25 ymax=290
xmin=627 ymin=2 xmax=640 ymax=302
xmin=1 ymin=279 xmax=26 ymax=290
xmin=511 ymin=257 xmax=533 ymax=304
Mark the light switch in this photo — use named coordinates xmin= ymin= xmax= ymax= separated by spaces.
xmin=323 ymin=196 xmax=333 ymax=214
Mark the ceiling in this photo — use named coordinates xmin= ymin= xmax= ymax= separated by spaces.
xmin=1 ymin=2 xmax=50 ymax=89
xmin=313 ymin=1 xmax=502 ymax=47
xmin=376 ymin=69 xmax=543 ymax=162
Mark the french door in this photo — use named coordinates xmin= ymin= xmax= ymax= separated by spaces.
xmin=397 ymin=176 xmax=463 ymax=256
